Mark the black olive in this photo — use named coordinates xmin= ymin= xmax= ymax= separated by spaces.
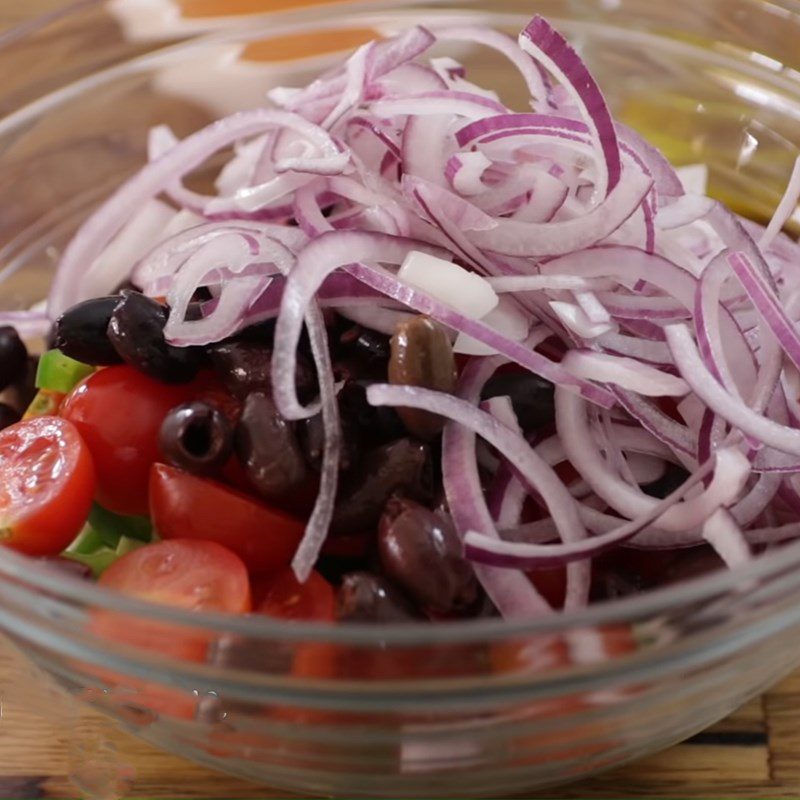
xmin=0 ymin=326 xmax=28 ymax=392
xmin=480 ymin=373 xmax=555 ymax=433
xmin=642 ymin=464 xmax=691 ymax=499
xmin=0 ymin=402 xmax=20 ymax=431
xmin=378 ymin=498 xmax=478 ymax=616
xmin=108 ymin=291 xmax=202 ymax=383
xmin=234 ymin=392 xmax=306 ymax=500
xmin=208 ymin=340 xmax=318 ymax=403
xmin=335 ymin=323 xmax=391 ymax=381
xmin=159 ymin=401 xmax=233 ymax=474
xmin=331 ymin=438 xmax=431 ymax=534
xmin=300 ymin=381 xmax=405 ymax=474
xmin=336 ymin=572 xmax=420 ymax=622
xmin=5 ymin=356 xmax=38 ymax=413
xmin=52 ymin=296 xmax=124 ymax=366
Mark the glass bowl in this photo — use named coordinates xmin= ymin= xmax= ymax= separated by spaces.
xmin=2 ymin=0 xmax=800 ymax=796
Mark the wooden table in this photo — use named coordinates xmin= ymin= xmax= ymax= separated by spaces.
xmin=0 ymin=640 xmax=798 ymax=799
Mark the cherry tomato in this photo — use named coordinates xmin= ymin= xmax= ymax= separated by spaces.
xmin=99 ymin=538 xmax=251 ymax=614
xmin=0 ymin=416 xmax=94 ymax=555
xmin=150 ymin=463 xmax=305 ymax=576
xmin=257 ymin=569 xmax=335 ymax=621
xmin=94 ymin=540 xmax=250 ymax=719
xmin=61 ymin=367 xmax=192 ymax=515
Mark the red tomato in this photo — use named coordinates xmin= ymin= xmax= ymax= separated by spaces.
xmin=96 ymin=539 xmax=250 ymax=661
xmin=61 ymin=367 xmax=191 ymax=515
xmin=0 ymin=416 xmax=94 ymax=555
xmin=94 ymin=540 xmax=250 ymax=719
xmin=150 ymin=464 xmax=305 ymax=576
xmin=257 ymin=569 xmax=335 ymax=621
xmin=99 ymin=539 xmax=251 ymax=613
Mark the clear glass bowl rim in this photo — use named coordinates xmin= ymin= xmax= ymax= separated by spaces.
xmin=1 ymin=0 xmax=800 ymax=648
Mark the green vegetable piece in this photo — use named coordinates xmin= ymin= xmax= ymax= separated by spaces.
xmin=64 ymin=535 xmax=145 ymax=578
xmin=23 ymin=389 xmax=63 ymax=419
xmin=66 ymin=526 xmax=106 ymax=556
xmin=36 ymin=349 xmax=94 ymax=393
xmin=88 ymin=503 xmax=153 ymax=546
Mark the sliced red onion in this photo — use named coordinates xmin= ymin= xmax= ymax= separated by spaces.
xmin=0 ymin=310 xmax=51 ymax=339
xmin=345 ymin=258 xmax=615 ymax=406
xmin=446 ymin=151 xmax=493 ymax=196
xmin=729 ymin=250 xmax=800 ymax=373
xmin=563 ymin=350 xmax=690 ymax=397
xmin=463 ymin=448 xmax=743 ymax=568
xmin=75 ymin=199 xmax=175 ymax=308
xmin=464 ymin=170 xmax=652 ymax=257
xmin=52 ymin=109 xmax=347 ymax=316
xmin=291 ymin=302 xmax=341 ymax=583
xmin=374 ymin=376 xmax=591 ymax=608
xmin=443 ymin=357 xmax=555 ymax=617
xmin=433 ymin=26 xmax=552 ymax=107
xmin=550 ymin=301 xmax=615 ymax=339
xmin=453 ymin=296 xmax=531 ymax=356
xmin=759 ymin=155 xmax=800 ymax=251
xmin=702 ymin=509 xmax=752 ymax=568
xmin=656 ymin=195 xmax=715 ymax=230
xmin=572 ymin=291 xmax=610 ymax=325
xmin=556 ymin=386 xmax=748 ymax=531
xmin=667 ymin=323 xmax=800 ymax=457
xmin=47 ymin=13 xmax=800 ymax=605
xmin=397 ymin=250 xmax=498 ymax=319
xmin=370 ymin=90 xmax=508 ymax=121
xmin=519 ymin=16 xmax=621 ymax=198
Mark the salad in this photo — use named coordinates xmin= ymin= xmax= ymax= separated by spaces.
xmin=1 ymin=14 xmax=800 ymax=627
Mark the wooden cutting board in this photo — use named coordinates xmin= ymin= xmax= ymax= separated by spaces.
xmin=0 ymin=641 xmax=798 ymax=799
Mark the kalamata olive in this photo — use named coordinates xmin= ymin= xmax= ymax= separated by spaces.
xmin=300 ymin=381 xmax=405 ymax=474
xmin=389 ymin=316 xmax=457 ymax=439
xmin=208 ymin=340 xmax=318 ymax=403
xmin=336 ymin=323 xmax=391 ymax=381
xmin=378 ymin=497 xmax=478 ymax=616
xmin=4 ymin=356 xmax=37 ymax=413
xmin=108 ymin=291 xmax=202 ymax=383
xmin=331 ymin=438 xmax=431 ymax=534
xmin=52 ymin=296 xmax=124 ymax=366
xmin=480 ymin=372 xmax=555 ymax=433
xmin=159 ymin=401 xmax=233 ymax=474
xmin=336 ymin=572 xmax=419 ymax=622
xmin=0 ymin=402 xmax=20 ymax=431
xmin=235 ymin=391 xmax=306 ymax=500
xmin=0 ymin=326 xmax=28 ymax=392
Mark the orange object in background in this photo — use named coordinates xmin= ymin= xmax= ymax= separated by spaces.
xmin=177 ymin=0 xmax=377 ymax=62
xmin=179 ymin=0 xmax=352 ymax=15
xmin=242 ymin=29 xmax=378 ymax=63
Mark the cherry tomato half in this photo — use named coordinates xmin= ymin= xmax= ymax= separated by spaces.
xmin=61 ymin=367 xmax=192 ymax=515
xmin=150 ymin=463 xmax=305 ymax=576
xmin=257 ymin=568 xmax=336 ymax=684
xmin=0 ymin=416 xmax=94 ymax=556
xmin=94 ymin=539 xmax=251 ymax=717
xmin=99 ymin=539 xmax=251 ymax=614
xmin=257 ymin=569 xmax=335 ymax=621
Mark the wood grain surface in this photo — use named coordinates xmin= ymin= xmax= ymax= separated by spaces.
xmin=0 ymin=639 xmax=797 ymax=799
